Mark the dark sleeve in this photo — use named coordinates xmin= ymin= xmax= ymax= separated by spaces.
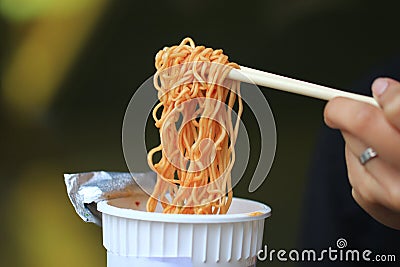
xmin=299 ymin=55 xmax=400 ymax=267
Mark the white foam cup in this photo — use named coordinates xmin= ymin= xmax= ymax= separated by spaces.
xmin=97 ymin=197 xmax=271 ymax=267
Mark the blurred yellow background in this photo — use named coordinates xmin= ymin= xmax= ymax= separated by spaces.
xmin=1 ymin=1 xmax=400 ymax=267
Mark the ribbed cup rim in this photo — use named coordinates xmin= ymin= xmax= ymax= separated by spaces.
xmin=98 ymin=197 xmax=271 ymax=223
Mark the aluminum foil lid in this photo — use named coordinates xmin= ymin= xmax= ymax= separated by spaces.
xmin=64 ymin=171 xmax=156 ymax=226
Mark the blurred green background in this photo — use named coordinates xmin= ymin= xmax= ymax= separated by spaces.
xmin=1 ymin=0 xmax=400 ymax=266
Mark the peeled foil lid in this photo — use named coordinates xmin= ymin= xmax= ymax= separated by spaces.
xmin=64 ymin=171 xmax=156 ymax=226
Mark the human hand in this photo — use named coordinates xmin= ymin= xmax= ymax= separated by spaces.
xmin=324 ymin=78 xmax=400 ymax=230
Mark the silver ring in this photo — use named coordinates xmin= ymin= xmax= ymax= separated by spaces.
xmin=359 ymin=147 xmax=378 ymax=165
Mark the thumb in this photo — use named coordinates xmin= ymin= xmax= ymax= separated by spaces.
xmin=372 ymin=77 xmax=400 ymax=130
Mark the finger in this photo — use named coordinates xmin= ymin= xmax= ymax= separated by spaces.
xmin=346 ymin=145 xmax=400 ymax=211
xmin=345 ymin=145 xmax=382 ymax=205
xmin=324 ymin=97 xmax=400 ymax=167
xmin=352 ymin=189 xmax=400 ymax=230
xmin=342 ymin=131 xmax=400 ymax=173
xmin=372 ymin=77 xmax=400 ymax=130
xmin=342 ymin=131 xmax=382 ymax=176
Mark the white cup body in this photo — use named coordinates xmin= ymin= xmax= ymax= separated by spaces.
xmin=98 ymin=197 xmax=271 ymax=267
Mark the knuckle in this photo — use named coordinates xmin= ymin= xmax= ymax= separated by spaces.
xmin=323 ymin=97 xmax=342 ymax=124
xmin=349 ymin=173 xmax=378 ymax=205
xmin=351 ymin=188 xmax=376 ymax=208
xmin=352 ymin=105 xmax=377 ymax=133
xmin=359 ymin=188 xmax=377 ymax=206
xmin=323 ymin=102 xmax=333 ymax=123
xmin=387 ymin=186 xmax=400 ymax=211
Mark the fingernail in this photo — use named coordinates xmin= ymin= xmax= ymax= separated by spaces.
xmin=372 ymin=78 xmax=388 ymax=97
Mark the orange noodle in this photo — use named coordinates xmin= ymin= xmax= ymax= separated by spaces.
xmin=146 ymin=37 xmax=242 ymax=214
